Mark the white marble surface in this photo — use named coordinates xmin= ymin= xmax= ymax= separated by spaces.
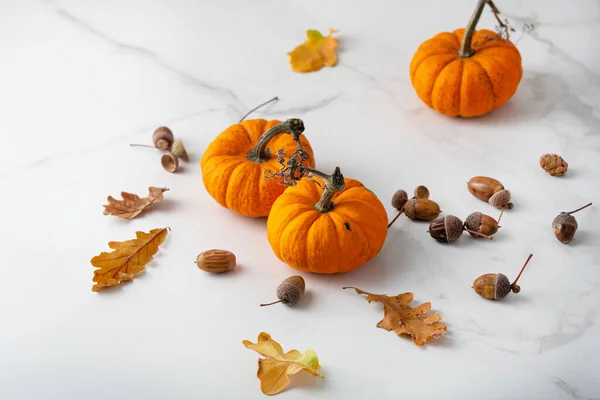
xmin=1 ymin=0 xmax=600 ymax=399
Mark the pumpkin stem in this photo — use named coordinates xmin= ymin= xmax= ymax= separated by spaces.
xmin=302 ymin=166 xmax=345 ymax=213
xmin=239 ymin=96 xmax=279 ymax=123
xmin=458 ymin=0 xmax=488 ymax=58
xmin=247 ymin=118 xmax=305 ymax=163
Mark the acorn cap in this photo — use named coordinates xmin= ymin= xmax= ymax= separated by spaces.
xmin=171 ymin=139 xmax=189 ymax=162
xmin=276 ymin=276 xmax=305 ymax=305
xmin=391 ymin=190 xmax=408 ymax=210
xmin=403 ymin=198 xmax=417 ymax=220
xmin=489 ymin=189 xmax=512 ymax=209
xmin=445 ymin=215 xmax=463 ymax=243
xmin=464 ymin=212 xmax=482 ymax=232
xmin=414 ymin=185 xmax=430 ymax=199
xmin=494 ymin=273 xmax=511 ymax=300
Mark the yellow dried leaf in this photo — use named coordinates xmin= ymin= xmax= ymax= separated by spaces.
xmin=103 ymin=187 xmax=168 ymax=219
xmin=288 ymin=28 xmax=339 ymax=73
xmin=91 ymin=228 xmax=169 ymax=292
xmin=243 ymin=332 xmax=324 ymax=395
xmin=344 ymin=287 xmax=447 ymax=346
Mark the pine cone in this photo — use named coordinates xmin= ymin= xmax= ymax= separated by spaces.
xmin=540 ymin=153 xmax=568 ymax=176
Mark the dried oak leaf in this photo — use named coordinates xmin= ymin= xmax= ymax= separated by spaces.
xmin=243 ymin=332 xmax=324 ymax=395
xmin=103 ymin=187 xmax=168 ymax=219
xmin=344 ymin=287 xmax=447 ymax=346
xmin=288 ymin=28 xmax=339 ymax=73
xmin=90 ymin=228 xmax=169 ymax=292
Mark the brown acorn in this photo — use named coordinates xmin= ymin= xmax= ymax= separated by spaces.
xmin=152 ymin=126 xmax=174 ymax=150
xmin=552 ymin=203 xmax=592 ymax=244
xmin=467 ymin=176 xmax=513 ymax=209
xmin=403 ymin=198 xmax=441 ymax=221
xmin=428 ymin=215 xmax=493 ymax=243
xmin=260 ymin=276 xmax=305 ymax=307
xmin=464 ymin=210 xmax=502 ymax=237
xmin=473 ymin=254 xmax=533 ymax=300
xmin=388 ymin=189 xmax=408 ymax=229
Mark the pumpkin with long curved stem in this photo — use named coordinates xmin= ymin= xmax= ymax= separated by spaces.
xmin=201 ymin=118 xmax=315 ymax=217
xmin=266 ymin=151 xmax=388 ymax=274
xmin=410 ymin=0 xmax=522 ymax=117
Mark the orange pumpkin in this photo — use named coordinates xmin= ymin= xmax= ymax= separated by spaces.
xmin=267 ymin=166 xmax=388 ymax=274
xmin=410 ymin=0 xmax=522 ymax=117
xmin=200 ymin=118 xmax=314 ymax=217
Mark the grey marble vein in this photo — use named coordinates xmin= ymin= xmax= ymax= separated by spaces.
xmin=55 ymin=8 xmax=245 ymax=114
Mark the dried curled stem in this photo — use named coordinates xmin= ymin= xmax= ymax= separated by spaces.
xmin=264 ymin=148 xmax=345 ymax=213
xmin=247 ymin=119 xmax=305 ymax=163
xmin=458 ymin=0 xmax=516 ymax=58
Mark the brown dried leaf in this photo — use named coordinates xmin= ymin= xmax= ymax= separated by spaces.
xmin=103 ymin=187 xmax=168 ymax=219
xmin=344 ymin=287 xmax=447 ymax=346
xmin=91 ymin=228 xmax=169 ymax=292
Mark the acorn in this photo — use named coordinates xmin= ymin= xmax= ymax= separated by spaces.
xmin=391 ymin=189 xmax=408 ymax=210
xmin=473 ymin=254 xmax=533 ymax=300
xmin=404 ymin=198 xmax=440 ymax=221
xmin=467 ymin=176 xmax=513 ymax=209
xmin=552 ymin=203 xmax=592 ymax=244
xmin=152 ymin=126 xmax=175 ymax=151
xmin=161 ymin=151 xmax=179 ymax=173
xmin=260 ymin=276 xmax=305 ymax=307
xmin=428 ymin=215 xmax=493 ymax=243
xmin=464 ymin=209 xmax=503 ymax=237
xmin=414 ymin=185 xmax=430 ymax=199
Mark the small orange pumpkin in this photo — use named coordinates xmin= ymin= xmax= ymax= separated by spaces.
xmin=410 ymin=0 xmax=522 ymax=118
xmin=200 ymin=118 xmax=314 ymax=217
xmin=266 ymin=162 xmax=388 ymax=274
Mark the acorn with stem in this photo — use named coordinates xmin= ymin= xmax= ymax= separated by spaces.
xmin=464 ymin=208 xmax=504 ymax=238
xmin=473 ymin=253 xmax=533 ymax=300
xmin=388 ymin=185 xmax=440 ymax=228
xmin=428 ymin=215 xmax=493 ymax=243
xmin=260 ymin=276 xmax=305 ymax=307
xmin=552 ymin=202 xmax=592 ymax=244
xmin=130 ymin=96 xmax=279 ymax=172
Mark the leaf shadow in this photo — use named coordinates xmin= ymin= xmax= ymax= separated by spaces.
xmin=287 ymin=369 xmax=327 ymax=392
xmin=146 ymin=198 xmax=178 ymax=214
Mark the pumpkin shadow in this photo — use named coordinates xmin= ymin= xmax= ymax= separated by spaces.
xmin=475 ymin=72 xmax=581 ymax=123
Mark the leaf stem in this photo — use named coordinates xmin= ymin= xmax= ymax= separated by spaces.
xmin=239 ymin=96 xmax=279 ymax=123
xmin=566 ymin=202 xmax=592 ymax=215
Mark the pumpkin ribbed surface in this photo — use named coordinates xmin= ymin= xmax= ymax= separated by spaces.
xmin=200 ymin=119 xmax=314 ymax=217
xmin=410 ymin=28 xmax=522 ymax=117
xmin=267 ymin=177 xmax=388 ymax=274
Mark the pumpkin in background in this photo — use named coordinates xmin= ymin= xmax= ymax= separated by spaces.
xmin=410 ymin=0 xmax=522 ymax=118
xmin=266 ymin=159 xmax=388 ymax=274
xmin=200 ymin=118 xmax=314 ymax=217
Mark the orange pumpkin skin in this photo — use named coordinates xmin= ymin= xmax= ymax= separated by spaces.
xmin=200 ymin=119 xmax=315 ymax=218
xmin=266 ymin=177 xmax=388 ymax=274
xmin=410 ymin=28 xmax=522 ymax=118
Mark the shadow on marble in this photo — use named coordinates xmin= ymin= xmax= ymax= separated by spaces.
xmin=287 ymin=366 xmax=328 ymax=392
